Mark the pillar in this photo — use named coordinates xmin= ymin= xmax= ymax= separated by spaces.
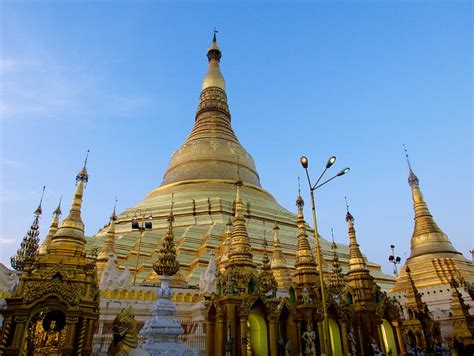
xmin=215 ymin=317 xmax=225 ymax=356
xmin=64 ymin=316 xmax=79 ymax=354
xmin=296 ymin=321 xmax=302 ymax=355
xmin=393 ymin=322 xmax=405 ymax=355
xmin=11 ymin=315 xmax=27 ymax=349
xmin=205 ymin=320 xmax=214 ymax=356
xmin=340 ymin=321 xmax=350 ymax=356
xmin=287 ymin=317 xmax=298 ymax=355
xmin=357 ymin=324 xmax=364 ymax=355
xmin=269 ymin=318 xmax=278 ymax=356
xmin=86 ymin=317 xmax=96 ymax=352
xmin=240 ymin=317 xmax=248 ymax=356
xmin=229 ymin=305 xmax=237 ymax=355
xmin=317 ymin=321 xmax=324 ymax=354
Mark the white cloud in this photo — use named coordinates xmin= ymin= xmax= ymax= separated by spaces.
xmin=0 ymin=56 xmax=152 ymax=121
xmin=0 ymin=236 xmax=19 ymax=245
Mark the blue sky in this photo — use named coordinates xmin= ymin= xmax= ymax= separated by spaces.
xmin=1 ymin=1 xmax=472 ymax=275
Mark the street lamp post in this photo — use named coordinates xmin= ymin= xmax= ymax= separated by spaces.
xmin=388 ymin=244 xmax=401 ymax=275
xmin=300 ymin=155 xmax=350 ymax=356
xmin=132 ymin=212 xmax=153 ymax=286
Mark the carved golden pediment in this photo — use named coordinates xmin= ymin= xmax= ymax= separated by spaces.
xmin=24 ymin=280 xmax=80 ymax=305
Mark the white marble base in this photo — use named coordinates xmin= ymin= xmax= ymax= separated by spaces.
xmin=137 ymin=276 xmax=196 ymax=356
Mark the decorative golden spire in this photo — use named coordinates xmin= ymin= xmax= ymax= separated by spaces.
xmin=294 ymin=189 xmax=318 ymax=284
xmin=160 ymin=33 xmax=261 ymax=187
xmin=11 ymin=186 xmax=45 ymax=270
xmin=261 ymin=224 xmax=270 ymax=270
xmin=329 ymin=228 xmax=344 ymax=290
xmin=345 ymin=197 xmax=367 ymax=272
xmin=405 ymin=266 xmax=425 ymax=310
xmin=153 ymin=201 xmax=180 ymax=276
xmin=98 ymin=198 xmax=118 ymax=261
xmin=50 ymin=151 xmax=89 ymax=255
xmin=218 ymin=217 xmax=233 ymax=269
xmin=271 ymin=220 xmax=287 ymax=268
xmin=202 ymin=28 xmax=226 ymax=91
xmin=38 ymin=196 xmax=62 ymax=255
xmin=228 ymin=178 xmax=255 ymax=268
xmin=403 ymin=146 xmax=460 ymax=259
xmin=257 ymin=224 xmax=278 ymax=295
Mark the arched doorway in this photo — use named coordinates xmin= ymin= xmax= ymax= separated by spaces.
xmin=328 ymin=319 xmax=342 ymax=355
xmin=381 ymin=319 xmax=398 ymax=356
xmin=249 ymin=305 xmax=268 ymax=356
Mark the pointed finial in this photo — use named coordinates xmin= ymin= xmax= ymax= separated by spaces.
xmin=111 ymin=196 xmax=118 ymax=220
xmin=273 ymin=211 xmax=279 ymax=230
xmin=345 ymin=196 xmax=354 ymax=222
xmin=53 ymin=195 xmax=62 ymax=216
xmin=236 ymin=155 xmax=242 ymax=186
xmin=34 ymin=186 xmax=46 ymax=216
xmin=168 ymin=193 xmax=175 ymax=222
xmin=76 ymin=150 xmax=90 ymax=184
xmin=207 ymin=29 xmax=222 ymax=63
xmin=84 ymin=149 xmax=89 ymax=168
xmin=331 ymin=228 xmax=337 ymax=250
xmin=403 ymin=144 xmax=419 ymax=187
xmin=296 ymin=177 xmax=304 ymax=208
xmin=403 ymin=144 xmax=412 ymax=170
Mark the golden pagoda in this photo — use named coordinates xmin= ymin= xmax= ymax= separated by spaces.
xmin=0 ymin=157 xmax=99 ymax=355
xmin=343 ymin=206 xmax=385 ymax=354
xmin=205 ymin=179 xmax=281 ymax=356
xmin=391 ymin=150 xmax=474 ymax=341
xmin=88 ymin=33 xmax=393 ymax=292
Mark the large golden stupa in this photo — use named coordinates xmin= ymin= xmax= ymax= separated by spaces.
xmin=88 ymin=35 xmax=393 ymax=290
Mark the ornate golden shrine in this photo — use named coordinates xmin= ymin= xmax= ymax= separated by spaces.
xmin=0 ymin=159 xmax=99 ymax=355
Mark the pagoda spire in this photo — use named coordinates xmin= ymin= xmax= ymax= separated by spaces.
xmin=153 ymin=202 xmax=180 ymax=276
xmin=405 ymin=266 xmax=425 ymax=311
xmin=271 ymin=220 xmax=287 ymax=268
xmin=202 ymin=29 xmax=225 ymax=91
xmin=98 ymin=199 xmax=118 ymax=261
xmin=218 ymin=217 xmax=233 ymax=269
xmin=262 ymin=229 xmax=270 ymax=271
xmin=11 ymin=186 xmax=45 ymax=270
xmin=270 ymin=219 xmax=292 ymax=289
xmin=160 ymin=33 xmax=261 ymax=187
xmin=257 ymin=225 xmax=278 ymax=295
xmin=228 ymin=178 xmax=255 ymax=268
xmin=38 ymin=196 xmax=62 ymax=255
xmin=294 ymin=189 xmax=318 ymax=285
xmin=329 ymin=228 xmax=344 ymax=291
xmin=345 ymin=197 xmax=367 ymax=272
xmin=403 ymin=146 xmax=460 ymax=259
xmin=50 ymin=151 xmax=89 ymax=256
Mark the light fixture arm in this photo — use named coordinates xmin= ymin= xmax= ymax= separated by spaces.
xmin=314 ymin=173 xmax=339 ymax=190
xmin=313 ymin=167 xmax=328 ymax=190
xmin=303 ymin=167 xmax=313 ymax=191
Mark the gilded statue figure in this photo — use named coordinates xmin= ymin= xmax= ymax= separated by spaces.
xmin=107 ymin=308 xmax=139 ymax=356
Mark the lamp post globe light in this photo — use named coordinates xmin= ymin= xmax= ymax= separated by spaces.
xmin=388 ymin=244 xmax=402 ymax=275
xmin=300 ymin=155 xmax=350 ymax=356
